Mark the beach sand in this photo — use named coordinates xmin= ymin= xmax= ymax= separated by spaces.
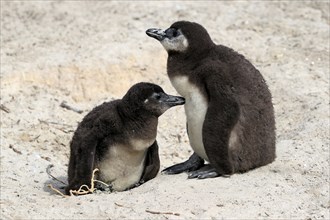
xmin=1 ymin=1 xmax=329 ymax=219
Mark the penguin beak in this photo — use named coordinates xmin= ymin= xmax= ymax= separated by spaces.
xmin=161 ymin=94 xmax=185 ymax=107
xmin=146 ymin=28 xmax=166 ymax=41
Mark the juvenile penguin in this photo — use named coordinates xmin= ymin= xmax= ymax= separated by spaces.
xmin=146 ymin=21 xmax=276 ymax=178
xmin=65 ymin=82 xmax=185 ymax=194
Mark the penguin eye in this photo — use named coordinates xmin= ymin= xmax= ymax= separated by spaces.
xmin=172 ymin=30 xmax=178 ymax=37
xmin=165 ymin=28 xmax=179 ymax=38
xmin=151 ymin=92 xmax=161 ymax=100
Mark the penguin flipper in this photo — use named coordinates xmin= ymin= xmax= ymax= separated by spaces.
xmin=162 ymin=153 xmax=204 ymax=174
xmin=65 ymin=114 xmax=119 ymax=195
xmin=203 ymin=73 xmax=240 ymax=175
xmin=140 ymin=141 xmax=160 ymax=183
xmin=65 ymin=130 xmax=98 ymax=195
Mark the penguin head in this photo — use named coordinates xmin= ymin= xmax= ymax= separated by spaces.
xmin=146 ymin=21 xmax=214 ymax=54
xmin=122 ymin=82 xmax=185 ymax=117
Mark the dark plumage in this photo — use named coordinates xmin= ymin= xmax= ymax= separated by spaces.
xmin=66 ymin=82 xmax=185 ymax=194
xmin=146 ymin=21 xmax=276 ymax=178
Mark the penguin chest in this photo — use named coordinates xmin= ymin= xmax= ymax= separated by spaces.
xmin=171 ymin=76 xmax=209 ymax=161
xmin=97 ymin=139 xmax=152 ymax=191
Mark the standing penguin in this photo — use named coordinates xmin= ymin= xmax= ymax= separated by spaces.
xmin=65 ymin=82 xmax=185 ymax=194
xmin=146 ymin=21 xmax=276 ymax=179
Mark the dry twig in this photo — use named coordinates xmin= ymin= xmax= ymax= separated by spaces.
xmin=0 ymin=104 xmax=10 ymax=113
xmin=114 ymin=202 xmax=125 ymax=207
xmin=60 ymin=101 xmax=83 ymax=114
xmin=114 ymin=202 xmax=132 ymax=208
xmin=145 ymin=210 xmax=180 ymax=216
xmin=9 ymin=144 xmax=22 ymax=154
xmin=38 ymin=119 xmax=71 ymax=127
xmin=54 ymin=127 xmax=74 ymax=134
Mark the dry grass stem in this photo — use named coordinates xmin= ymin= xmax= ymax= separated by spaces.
xmin=48 ymin=184 xmax=68 ymax=198
xmin=69 ymin=168 xmax=110 ymax=196
xmin=48 ymin=168 xmax=109 ymax=197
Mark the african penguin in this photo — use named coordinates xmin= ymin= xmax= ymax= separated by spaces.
xmin=146 ymin=21 xmax=276 ymax=179
xmin=65 ymin=82 xmax=185 ymax=195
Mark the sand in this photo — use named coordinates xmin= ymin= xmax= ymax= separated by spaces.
xmin=1 ymin=1 xmax=329 ymax=219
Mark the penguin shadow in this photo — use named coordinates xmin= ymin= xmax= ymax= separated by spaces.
xmin=43 ymin=164 xmax=68 ymax=196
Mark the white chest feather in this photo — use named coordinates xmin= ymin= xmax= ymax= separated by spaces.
xmin=97 ymin=139 xmax=153 ymax=191
xmin=171 ymin=76 xmax=209 ymax=161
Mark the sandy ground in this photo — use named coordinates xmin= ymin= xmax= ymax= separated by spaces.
xmin=1 ymin=1 xmax=329 ymax=219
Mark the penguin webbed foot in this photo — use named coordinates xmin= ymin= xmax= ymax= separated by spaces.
xmin=95 ymin=182 xmax=114 ymax=193
xmin=132 ymin=179 xmax=145 ymax=188
xmin=162 ymin=153 xmax=204 ymax=175
xmin=188 ymin=164 xmax=231 ymax=179
xmin=125 ymin=179 xmax=145 ymax=191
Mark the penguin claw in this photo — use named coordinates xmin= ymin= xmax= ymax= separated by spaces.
xmin=188 ymin=171 xmax=219 ymax=179
xmin=196 ymin=171 xmax=219 ymax=179
xmin=187 ymin=172 xmax=200 ymax=179
xmin=187 ymin=166 xmax=220 ymax=179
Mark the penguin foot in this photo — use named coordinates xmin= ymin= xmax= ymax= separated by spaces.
xmin=95 ymin=182 xmax=113 ymax=192
xmin=188 ymin=165 xmax=231 ymax=179
xmin=188 ymin=164 xmax=230 ymax=179
xmin=188 ymin=165 xmax=218 ymax=179
xmin=126 ymin=179 xmax=145 ymax=190
xmin=162 ymin=153 xmax=204 ymax=174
